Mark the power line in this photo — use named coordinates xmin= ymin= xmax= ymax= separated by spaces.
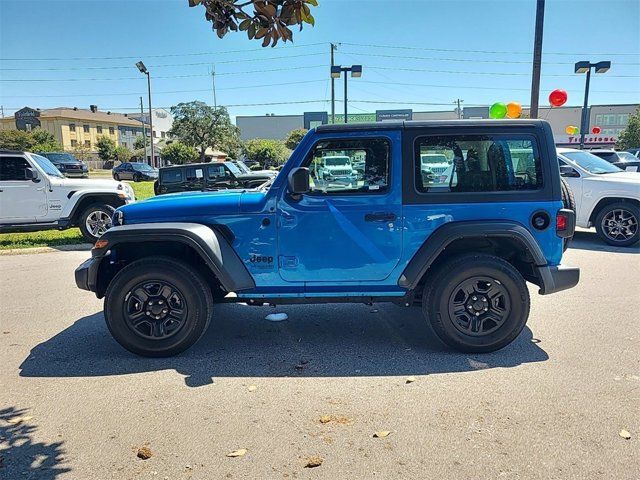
xmin=368 ymin=65 xmax=638 ymax=78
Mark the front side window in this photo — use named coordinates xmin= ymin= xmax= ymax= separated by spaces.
xmin=160 ymin=169 xmax=183 ymax=184
xmin=186 ymin=167 xmax=204 ymax=181
xmin=305 ymin=138 xmax=390 ymax=194
xmin=207 ymin=164 xmax=227 ymax=179
xmin=0 ymin=156 xmax=31 ymax=181
xmin=415 ymin=134 xmax=542 ymax=193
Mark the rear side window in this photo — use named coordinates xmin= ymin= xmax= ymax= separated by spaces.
xmin=0 ymin=156 xmax=30 ymax=181
xmin=415 ymin=134 xmax=543 ymax=193
xmin=161 ymin=169 xmax=183 ymax=184
xmin=186 ymin=167 xmax=204 ymax=181
xmin=207 ymin=164 xmax=227 ymax=179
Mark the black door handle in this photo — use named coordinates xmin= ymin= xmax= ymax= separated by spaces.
xmin=365 ymin=212 xmax=397 ymax=222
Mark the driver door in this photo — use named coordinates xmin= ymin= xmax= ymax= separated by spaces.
xmin=0 ymin=155 xmax=47 ymax=221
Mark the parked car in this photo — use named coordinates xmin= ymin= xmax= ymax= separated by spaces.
xmin=313 ymin=155 xmax=358 ymax=187
xmin=558 ymin=147 xmax=639 ymax=247
xmin=0 ymin=150 xmax=135 ymax=243
xmin=112 ymin=162 xmax=158 ymax=182
xmin=154 ymin=161 xmax=274 ymax=195
xmin=75 ymin=119 xmax=578 ymax=357
xmin=232 ymin=159 xmax=277 ymax=177
xmin=38 ymin=152 xmax=88 ymax=178
xmin=588 ymin=149 xmax=640 ymax=172
xmin=626 ymin=148 xmax=640 ymax=158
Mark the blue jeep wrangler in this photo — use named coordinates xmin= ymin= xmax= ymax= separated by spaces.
xmin=75 ymin=120 xmax=579 ymax=357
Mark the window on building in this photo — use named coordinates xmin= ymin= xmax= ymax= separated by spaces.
xmin=305 ymin=138 xmax=390 ymax=195
xmin=108 ymin=126 xmax=115 ymax=135
xmin=126 ymin=130 xmax=132 ymax=136
xmin=69 ymin=124 xmax=76 ymax=132
xmin=83 ymin=124 xmax=90 ymax=133
xmin=71 ymin=140 xmax=78 ymax=147
xmin=0 ymin=156 xmax=31 ymax=181
xmin=25 ymin=123 xmax=32 ymax=132
xmin=595 ymin=114 xmax=603 ymax=125
xmin=415 ymin=134 xmax=542 ymax=193
xmin=618 ymin=114 xmax=629 ymax=126
xmin=161 ymin=131 xmax=166 ymax=139
xmin=153 ymin=131 xmax=158 ymax=138
xmin=97 ymin=126 xmax=103 ymax=134
xmin=84 ymin=140 xmax=91 ymax=147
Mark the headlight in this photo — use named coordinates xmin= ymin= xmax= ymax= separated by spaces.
xmin=112 ymin=210 xmax=124 ymax=226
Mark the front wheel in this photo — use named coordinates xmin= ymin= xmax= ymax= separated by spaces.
xmin=422 ymin=254 xmax=530 ymax=353
xmin=595 ymin=202 xmax=639 ymax=247
xmin=78 ymin=204 xmax=115 ymax=243
xmin=133 ymin=173 xmax=141 ymax=182
xmin=113 ymin=173 xmax=120 ymax=181
xmin=104 ymin=256 xmax=213 ymax=357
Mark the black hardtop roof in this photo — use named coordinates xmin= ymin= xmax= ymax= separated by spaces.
xmin=160 ymin=161 xmax=231 ymax=170
xmin=0 ymin=149 xmax=25 ymax=154
xmin=314 ymin=119 xmax=550 ymax=133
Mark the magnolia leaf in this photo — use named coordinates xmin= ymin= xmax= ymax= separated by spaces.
xmin=247 ymin=385 xmax=257 ymax=392
xmin=619 ymin=429 xmax=632 ymax=439
xmin=239 ymin=19 xmax=252 ymax=31
xmin=373 ymin=430 xmax=392 ymax=438
xmin=306 ymin=0 xmax=318 ymax=5
xmin=188 ymin=0 xmax=202 ymax=6
xmin=405 ymin=376 xmax=416 ymax=384
xmin=226 ymin=448 xmax=247 ymax=457
xmin=304 ymin=455 xmax=323 ymax=468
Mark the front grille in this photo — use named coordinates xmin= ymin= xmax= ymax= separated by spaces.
xmin=330 ymin=169 xmax=351 ymax=176
xmin=430 ymin=166 xmax=448 ymax=175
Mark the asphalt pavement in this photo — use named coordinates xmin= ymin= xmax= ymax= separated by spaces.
xmin=0 ymin=230 xmax=638 ymax=479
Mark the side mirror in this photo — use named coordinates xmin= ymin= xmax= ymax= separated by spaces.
xmin=559 ymin=165 xmax=580 ymax=178
xmin=288 ymin=167 xmax=310 ymax=196
xmin=25 ymin=167 xmax=40 ymax=182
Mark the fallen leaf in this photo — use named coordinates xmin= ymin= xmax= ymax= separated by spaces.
xmin=304 ymin=455 xmax=323 ymax=468
xmin=319 ymin=414 xmax=353 ymax=425
xmin=7 ymin=415 xmax=32 ymax=424
xmin=405 ymin=376 xmax=416 ymax=384
xmin=226 ymin=448 xmax=247 ymax=457
xmin=319 ymin=415 xmax=331 ymax=424
xmin=373 ymin=431 xmax=392 ymax=438
xmin=247 ymin=385 xmax=257 ymax=392
xmin=619 ymin=429 xmax=632 ymax=440
xmin=136 ymin=446 xmax=153 ymax=460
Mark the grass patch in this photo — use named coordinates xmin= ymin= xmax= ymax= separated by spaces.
xmin=0 ymin=181 xmax=155 ymax=250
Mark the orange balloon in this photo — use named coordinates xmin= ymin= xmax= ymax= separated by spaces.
xmin=506 ymin=102 xmax=522 ymax=118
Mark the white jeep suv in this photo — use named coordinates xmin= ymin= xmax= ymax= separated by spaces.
xmin=557 ymin=147 xmax=639 ymax=247
xmin=0 ymin=150 xmax=135 ymax=243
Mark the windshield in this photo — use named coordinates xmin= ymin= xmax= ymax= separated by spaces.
xmin=618 ymin=152 xmax=638 ymax=162
xmin=234 ymin=160 xmax=251 ymax=173
xmin=31 ymin=154 xmax=65 ymax=178
xmin=42 ymin=153 xmax=78 ymax=164
xmin=324 ymin=157 xmax=350 ymax=166
xmin=132 ymin=163 xmax=155 ymax=171
xmin=563 ymin=151 xmax=622 ymax=174
xmin=224 ymin=161 xmax=241 ymax=175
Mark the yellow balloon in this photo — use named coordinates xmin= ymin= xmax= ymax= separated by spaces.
xmin=506 ymin=102 xmax=522 ymax=119
xmin=566 ymin=125 xmax=577 ymax=135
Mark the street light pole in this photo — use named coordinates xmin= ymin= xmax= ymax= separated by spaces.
xmin=529 ymin=0 xmax=545 ymax=119
xmin=139 ymin=96 xmax=147 ymax=161
xmin=136 ymin=61 xmax=155 ymax=166
xmin=575 ymin=60 xmax=611 ymax=149
xmin=343 ymin=73 xmax=348 ymax=124
xmin=331 ymin=64 xmax=362 ymax=125
xmin=330 ymin=43 xmax=337 ymax=124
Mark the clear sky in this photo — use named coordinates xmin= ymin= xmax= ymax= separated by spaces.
xmin=0 ymin=0 xmax=638 ymax=120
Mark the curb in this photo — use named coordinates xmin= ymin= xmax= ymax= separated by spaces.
xmin=0 ymin=243 xmax=92 ymax=256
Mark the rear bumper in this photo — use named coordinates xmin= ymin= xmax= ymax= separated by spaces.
xmin=536 ymin=264 xmax=580 ymax=295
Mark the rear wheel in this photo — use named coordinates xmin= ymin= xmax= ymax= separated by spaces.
xmin=422 ymin=254 xmax=530 ymax=353
xmin=78 ymin=204 xmax=115 ymax=243
xmin=113 ymin=172 xmax=120 ymax=181
xmin=133 ymin=173 xmax=141 ymax=182
xmin=104 ymin=256 xmax=213 ymax=357
xmin=595 ymin=202 xmax=639 ymax=247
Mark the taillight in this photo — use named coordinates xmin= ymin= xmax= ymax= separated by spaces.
xmin=556 ymin=209 xmax=575 ymax=238
xmin=556 ymin=213 xmax=567 ymax=231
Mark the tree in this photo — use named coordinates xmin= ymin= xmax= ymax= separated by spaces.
xmin=29 ymin=129 xmax=62 ymax=152
xmin=189 ymin=0 xmax=317 ymax=47
xmin=133 ymin=136 xmax=146 ymax=150
xmin=71 ymin=144 xmax=93 ymax=161
xmin=0 ymin=128 xmax=61 ymax=152
xmin=284 ymin=128 xmax=307 ymax=150
xmin=169 ymin=102 xmax=241 ymax=162
xmin=114 ymin=145 xmax=132 ymax=163
xmin=96 ymin=136 xmax=117 ymax=160
xmin=161 ymin=142 xmax=199 ymax=165
xmin=243 ymin=138 xmax=289 ymax=168
xmin=616 ymin=107 xmax=640 ymax=150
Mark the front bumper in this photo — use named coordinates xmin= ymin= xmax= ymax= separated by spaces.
xmin=536 ymin=264 xmax=580 ymax=295
xmin=75 ymin=257 xmax=101 ymax=292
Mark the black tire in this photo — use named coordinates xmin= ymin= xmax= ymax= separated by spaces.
xmin=104 ymin=256 xmax=213 ymax=357
xmin=422 ymin=253 xmax=530 ymax=353
xmin=133 ymin=173 xmax=141 ymax=182
xmin=560 ymin=177 xmax=576 ymax=251
xmin=78 ymin=204 xmax=115 ymax=243
xmin=113 ymin=172 xmax=120 ymax=181
xmin=594 ymin=202 xmax=640 ymax=247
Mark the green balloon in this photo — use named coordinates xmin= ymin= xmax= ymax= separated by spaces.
xmin=489 ymin=102 xmax=507 ymax=119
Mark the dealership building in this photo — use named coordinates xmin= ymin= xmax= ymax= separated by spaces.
xmin=236 ymin=104 xmax=638 ymax=148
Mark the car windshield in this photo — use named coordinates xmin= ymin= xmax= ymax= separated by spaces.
xmin=132 ymin=163 xmax=155 ymax=171
xmin=234 ymin=160 xmax=251 ymax=173
xmin=224 ymin=161 xmax=241 ymax=175
xmin=562 ymin=151 xmax=622 ymax=174
xmin=617 ymin=152 xmax=638 ymax=162
xmin=31 ymin=153 xmax=65 ymax=178
xmin=324 ymin=157 xmax=350 ymax=166
xmin=42 ymin=153 xmax=78 ymax=164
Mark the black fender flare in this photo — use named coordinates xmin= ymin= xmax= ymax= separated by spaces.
xmin=92 ymin=222 xmax=255 ymax=293
xmin=398 ymin=220 xmax=547 ymax=290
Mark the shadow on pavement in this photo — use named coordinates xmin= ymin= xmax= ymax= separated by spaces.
xmin=0 ymin=407 xmax=71 ymax=479
xmin=20 ymin=303 xmax=548 ymax=387
xmin=569 ymin=230 xmax=639 ymax=254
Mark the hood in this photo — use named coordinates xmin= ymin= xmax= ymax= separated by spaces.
xmin=584 ymin=172 xmax=640 ymax=185
xmin=60 ymin=177 xmax=125 ymax=190
xmin=119 ymin=189 xmax=267 ymax=223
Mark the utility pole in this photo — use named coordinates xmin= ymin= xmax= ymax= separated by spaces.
xmin=139 ymin=97 xmax=147 ymax=163
xmin=453 ymin=99 xmax=464 ymax=119
xmin=529 ymin=0 xmax=545 ymax=119
xmin=330 ymin=43 xmax=338 ymax=124
xmin=211 ymin=65 xmax=217 ymax=109
xmin=0 ymin=105 xmax=4 ymax=118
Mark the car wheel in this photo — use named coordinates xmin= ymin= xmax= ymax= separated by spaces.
xmin=595 ymin=202 xmax=639 ymax=247
xmin=78 ymin=204 xmax=115 ymax=243
xmin=113 ymin=173 xmax=120 ymax=181
xmin=421 ymin=253 xmax=530 ymax=353
xmin=560 ymin=177 xmax=576 ymax=251
xmin=133 ymin=173 xmax=141 ymax=182
xmin=104 ymin=256 xmax=213 ymax=357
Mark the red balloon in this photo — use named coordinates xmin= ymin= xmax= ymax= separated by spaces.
xmin=591 ymin=126 xmax=601 ymax=134
xmin=549 ymin=89 xmax=568 ymax=107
